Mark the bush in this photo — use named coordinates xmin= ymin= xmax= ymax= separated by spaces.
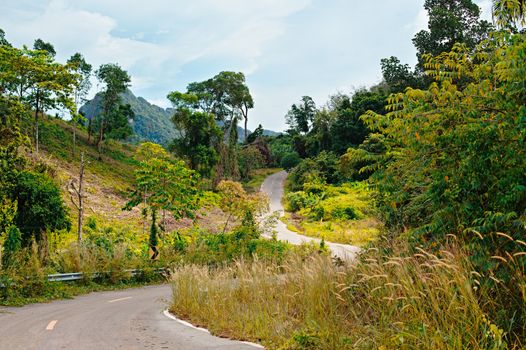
xmin=280 ymin=152 xmax=301 ymax=171
xmin=14 ymin=171 xmax=71 ymax=250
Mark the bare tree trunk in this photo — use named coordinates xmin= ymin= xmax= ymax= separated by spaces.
xmin=35 ymin=106 xmax=40 ymax=154
xmin=69 ymin=152 xmax=86 ymax=243
xmin=77 ymin=152 xmax=85 ymax=242
xmin=244 ymin=116 xmax=248 ymax=143
xmin=35 ymin=116 xmax=39 ymax=154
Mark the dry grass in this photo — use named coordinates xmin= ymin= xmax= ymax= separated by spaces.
xmin=170 ymin=242 xmax=520 ymax=349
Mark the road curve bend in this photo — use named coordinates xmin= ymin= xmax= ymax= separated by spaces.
xmin=0 ymin=285 xmax=258 ymax=350
xmin=260 ymin=171 xmax=361 ymax=260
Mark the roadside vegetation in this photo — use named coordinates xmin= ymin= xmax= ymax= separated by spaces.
xmin=171 ymin=1 xmax=526 ymax=349
xmin=0 ymin=29 xmax=286 ymax=305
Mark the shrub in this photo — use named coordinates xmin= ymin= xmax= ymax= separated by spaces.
xmin=280 ymin=152 xmax=301 ymax=171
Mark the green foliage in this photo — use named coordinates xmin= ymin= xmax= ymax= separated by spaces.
xmin=94 ymin=63 xmax=131 ymax=150
xmin=168 ymin=104 xmax=222 ymax=177
xmin=167 ymin=71 xmax=254 ymax=178
xmin=287 ymin=151 xmax=342 ymax=192
xmin=14 ymin=171 xmax=71 ymax=247
xmin=286 ymin=96 xmax=316 ymax=134
xmin=363 ymin=32 xmax=526 ymax=337
xmin=493 ymin=0 xmax=526 ymax=27
xmin=125 ymin=143 xmax=201 ymax=248
xmin=166 ymin=226 xmax=290 ymax=266
xmin=339 ymin=133 xmax=389 ymax=181
xmin=280 ymin=152 xmax=301 ymax=171
xmin=268 ymin=134 xmax=295 ymax=166
xmin=105 ymin=103 xmax=135 ymax=140
xmin=246 ymin=124 xmax=264 ymax=144
xmin=412 ymin=0 xmax=493 ymax=69
xmin=238 ymin=146 xmax=265 ymax=180
xmin=381 ymin=56 xmax=424 ymax=93
xmin=2 ymin=226 xmax=22 ymax=267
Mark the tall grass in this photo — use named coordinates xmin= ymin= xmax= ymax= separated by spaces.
xmin=170 ymin=242 xmax=522 ymax=349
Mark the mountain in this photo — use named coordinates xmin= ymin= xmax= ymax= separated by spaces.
xmin=80 ymin=90 xmax=281 ymax=145
xmin=80 ymin=89 xmax=178 ymax=146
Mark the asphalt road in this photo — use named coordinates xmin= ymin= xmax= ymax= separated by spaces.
xmin=260 ymin=171 xmax=361 ymax=260
xmin=0 ymin=285 xmax=259 ymax=350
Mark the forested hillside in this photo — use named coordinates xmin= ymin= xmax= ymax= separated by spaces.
xmin=80 ymin=89 xmax=179 ymax=146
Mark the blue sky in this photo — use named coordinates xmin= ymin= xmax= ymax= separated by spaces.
xmin=0 ymin=0 xmax=492 ymax=131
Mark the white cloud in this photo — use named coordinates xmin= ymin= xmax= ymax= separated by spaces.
xmin=2 ymin=0 xmax=494 ymax=132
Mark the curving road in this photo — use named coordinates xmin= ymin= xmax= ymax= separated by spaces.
xmin=0 ymin=285 xmax=258 ymax=350
xmin=260 ymin=171 xmax=361 ymax=260
xmin=0 ymin=171 xmax=358 ymax=350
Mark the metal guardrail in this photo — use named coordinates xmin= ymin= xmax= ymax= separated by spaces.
xmin=0 ymin=268 xmax=167 ymax=287
xmin=47 ymin=268 xmax=166 ymax=282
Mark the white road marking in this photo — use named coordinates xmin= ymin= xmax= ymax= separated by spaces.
xmin=46 ymin=320 xmax=58 ymax=330
xmin=162 ymin=310 xmax=264 ymax=349
xmin=108 ymin=297 xmax=132 ymax=303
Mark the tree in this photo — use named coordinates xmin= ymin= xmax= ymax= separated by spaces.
xmin=307 ymin=109 xmax=334 ymax=156
xmin=238 ymin=146 xmax=265 ymax=180
xmin=95 ymin=63 xmax=131 ymax=155
xmin=67 ymin=53 xmax=92 ymax=154
xmin=105 ymin=103 xmax=135 ymax=140
xmin=68 ymin=152 xmax=86 ymax=242
xmin=286 ymin=96 xmax=316 ymax=134
xmin=493 ymin=0 xmax=526 ymax=27
xmin=33 ymin=39 xmax=56 ymax=58
xmin=26 ymin=50 xmax=76 ymax=154
xmin=14 ymin=171 xmax=71 ymax=259
xmin=246 ymin=124 xmax=264 ymax=144
xmin=167 ymin=92 xmax=222 ymax=177
xmin=412 ymin=0 xmax=493 ymax=68
xmin=216 ymin=180 xmax=269 ymax=233
xmin=0 ymin=28 xmax=10 ymax=47
xmin=168 ymin=71 xmax=253 ymax=181
xmin=363 ymin=34 xmax=526 ymax=338
xmin=330 ymin=90 xmax=386 ymax=154
xmin=381 ymin=56 xmax=423 ymax=92
xmin=125 ymin=143 xmax=200 ymax=252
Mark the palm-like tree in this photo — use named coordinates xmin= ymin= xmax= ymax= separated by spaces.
xmin=493 ymin=0 xmax=526 ymax=27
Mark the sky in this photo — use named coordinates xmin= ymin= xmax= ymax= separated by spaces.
xmin=0 ymin=0 xmax=493 ymax=132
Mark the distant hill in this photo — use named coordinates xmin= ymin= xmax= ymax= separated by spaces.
xmin=80 ymin=90 xmax=280 ymax=145
xmin=80 ymin=90 xmax=178 ymax=146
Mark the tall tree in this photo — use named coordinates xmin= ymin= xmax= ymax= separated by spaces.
xmin=25 ymin=42 xmax=76 ymax=154
xmin=68 ymin=152 xmax=86 ymax=242
xmin=380 ymin=56 xmax=423 ymax=93
xmin=94 ymin=63 xmax=130 ymax=155
xmin=67 ymin=53 xmax=92 ymax=154
xmin=33 ymin=39 xmax=56 ymax=58
xmin=412 ymin=0 xmax=493 ymax=67
xmin=168 ymin=71 xmax=253 ymax=181
xmin=0 ymin=28 xmax=10 ymax=47
xmin=493 ymin=0 xmax=526 ymax=27
xmin=286 ymin=96 xmax=316 ymax=134
xmin=167 ymin=92 xmax=222 ymax=177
